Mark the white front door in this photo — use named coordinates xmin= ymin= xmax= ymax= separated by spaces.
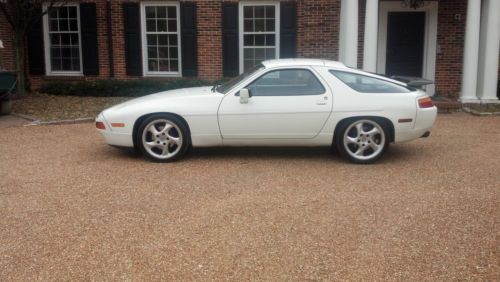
xmin=218 ymin=68 xmax=332 ymax=139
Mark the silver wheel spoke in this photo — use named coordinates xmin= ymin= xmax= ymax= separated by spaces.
xmin=161 ymin=145 xmax=170 ymax=156
xmin=160 ymin=124 xmax=173 ymax=134
xmin=344 ymin=135 xmax=358 ymax=145
xmin=365 ymin=127 xmax=380 ymax=135
xmin=355 ymin=123 xmax=364 ymax=136
xmin=145 ymin=141 xmax=159 ymax=149
xmin=355 ymin=146 xmax=366 ymax=156
xmin=369 ymin=142 xmax=381 ymax=151
xmin=148 ymin=125 xmax=160 ymax=136
xmin=168 ymin=136 xmax=181 ymax=146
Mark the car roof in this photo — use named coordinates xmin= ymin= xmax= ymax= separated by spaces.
xmin=262 ymin=59 xmax=349 ymax=69
xmin=261 ymin=58 xmax=409 ymax=87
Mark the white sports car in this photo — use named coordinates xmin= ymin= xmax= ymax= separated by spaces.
xmin=96 ymin=59 xmax=437 ymax=164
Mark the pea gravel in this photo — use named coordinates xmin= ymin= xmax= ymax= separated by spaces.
xmin=0 ymin=113 xmax=499 ymax=280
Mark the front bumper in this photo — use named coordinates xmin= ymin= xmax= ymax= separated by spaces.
xmin=95 ymin=113 xmax=134 ymax=147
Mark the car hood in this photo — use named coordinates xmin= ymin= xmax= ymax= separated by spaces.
xmin=105 ymin=86 xmax=216 ymax=112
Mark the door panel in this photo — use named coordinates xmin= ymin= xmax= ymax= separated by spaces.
xmin=218 ymin=68 xmax=332 ymax=139
xmin=386 ymin=12 xmax=425 ymax=77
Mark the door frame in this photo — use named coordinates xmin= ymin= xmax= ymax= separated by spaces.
xmin=377 ymin=1 xmax=438 ymax=95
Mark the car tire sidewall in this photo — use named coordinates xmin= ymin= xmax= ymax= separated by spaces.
xmin=335 ymin=118 xmax=389 ymax=164
xmin=137 ymin=114 xmax=190 ymax=163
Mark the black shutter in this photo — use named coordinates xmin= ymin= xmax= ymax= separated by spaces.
xmin=180 ymin=2 xmax=197 ymax=77
xmin=123 ymin=3 xmax=142 ymax=76
xmin=27 ymin=7 xmax=45 ymax=75
xmin=280 ymin=2 xmax=297 ymax=59
xmin=222 ymin=3 xmax=239 ymax=77
xmin=80 ymin=3 xmax=99 ymax=75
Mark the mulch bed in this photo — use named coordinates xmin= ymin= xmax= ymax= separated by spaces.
xmin=11 ymin=92 xmax=131 ymax=122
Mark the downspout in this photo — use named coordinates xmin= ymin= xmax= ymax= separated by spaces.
xmin=106 ymin=0 xmax=115 ymax=78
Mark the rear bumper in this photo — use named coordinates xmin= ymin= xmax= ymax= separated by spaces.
xmin=95 ymin=114 xmax=134 ymax=147
xmin=395 ymin=106 xmax=437 ymax=143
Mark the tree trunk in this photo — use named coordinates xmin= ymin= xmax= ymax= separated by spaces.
xmin=14 ymin=31 xmax=26 ymax=96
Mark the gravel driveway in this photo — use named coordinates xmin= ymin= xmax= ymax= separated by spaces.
xmin=0 ymin=113 xmax=499 ymax=280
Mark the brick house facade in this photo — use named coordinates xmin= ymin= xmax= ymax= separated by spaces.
xmin=0 ymin=0 xmax=498 ymax=102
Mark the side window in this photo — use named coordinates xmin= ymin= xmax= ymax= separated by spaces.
xmin=330 ymin=70 xmax=411 ymax=93
xmin=247 ymin=69 xmax=325 ymax=96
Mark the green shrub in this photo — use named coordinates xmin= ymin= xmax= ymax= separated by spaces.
xmin=38 ymin=79 xmax=225 ymax=97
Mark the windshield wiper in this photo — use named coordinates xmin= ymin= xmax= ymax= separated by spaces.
xmin=211 ymin=84 xmax=221 ymax=93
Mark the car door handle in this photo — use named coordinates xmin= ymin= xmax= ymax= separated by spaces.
xmin=316 ymin=96 xmax=328 ymax=105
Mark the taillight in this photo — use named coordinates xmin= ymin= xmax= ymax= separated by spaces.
xmin=418 ymin=96 xmax=433 ymax=108
xmin=96 ymin=121 xmax=106 ymax=130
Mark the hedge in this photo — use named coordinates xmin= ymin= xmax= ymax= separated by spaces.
xmin=38 ymin=79 xmax=225 ymax=97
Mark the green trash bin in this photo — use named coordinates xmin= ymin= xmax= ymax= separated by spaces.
xmin=0 ymin=71 xmax=17 ymax=115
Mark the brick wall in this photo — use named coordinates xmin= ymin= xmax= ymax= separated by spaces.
xmin=296 ymin=0 xmax=340 ymax=60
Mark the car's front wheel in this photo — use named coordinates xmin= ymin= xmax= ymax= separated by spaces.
xmin=137 ymin=114 xmax=190 ymax=162
xmin=336 ymin=118 xmax=389 ymax=164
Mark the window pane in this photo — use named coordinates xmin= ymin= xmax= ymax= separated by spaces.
xmin=157 ymin=7 xmax=167 ymax=18
xmin=148 ymin=59 xmax=158 ymax=71
xmin=158 ymin=47 xmax=168 ymax=58
xmin=330 ymin=71 xmax=412 ymax=93
xmin=159 ymin=59 xmax=169 ymax=72
xmin=244 ymin=19 xmax=253 ymax=32
xmin=69 ymin=7 xmax=77 ymax=18
xmin=70 ymin=34 xmax=79 ymax=45
xmin=59 ymin=7 xmax=68 ymax=18
xmin=167 ymin=7 xmax=176 ymax=18
xmin=52 ymin=58 xmax=62 ymax=70
xmin=265 ymin=34 xmax=275 ymax=46
xmin=59 ymin=19 xmax=69 ymax=31
xmin=147 ymin=35 xmax=157 ymax=46
xmin=255 ymin=19 xmax=265 ymax=32
xmin=50 ymin=34 xmax=60 ymax=45
xmin=169 ymin=34 xmax=177 ymax=46
xmin=168 ymin=19 xmax=177 ymax=32
xmin=49 ymin=20 xmax=59 ymax=31
xmin=51 ymin=48 xmax=61 ymax=59
xmin=157 ymin=19 xmax=167 ymax=32
xmin=158 ymin=35 xmax=168 ymax=46
xmin=255 ymin=48 xmax=265 ymax=60
xmin=255 ymin=35 xmax=266 ymax=46
xmin=169 ymin=47 xmax=178 ymax=59
xmin=265 ymin=48 xmax=275 ymax=59
xmin=248 ymin=70 xmax=326 ymax=96
xmin=265 ymin=6 xmax=275 ymax=18
xmin=61 ymin=34 xmax=71 ymax=45
xmin=244 ymin=60 xmax=255 ymax=72
xmin=244 ymin=35 xmax=254 ymax=46
xmin=69 ymin=20 xmax=78 ymax=31
xmin=146 ymin=7 xmax=155 ymax=18
xmin=148 ymin=47 xmax=158 ymax=59
xmin=170 ymin=60 xmax=178 ymax=71
xmin=244 ymin=49 xmax=254 ymax=59
xmin=255 ymin=6 xmax=265 ymax=18
xmin=266 ymin=19 xmax=275 ymax=32
xmin=244 ymin=6 xmax=253 ymax=18
xmin=146 ymin=19 xmax=156 ymax=32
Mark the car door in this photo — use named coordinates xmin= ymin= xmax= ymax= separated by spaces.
xmin=217 ymin=67 xmax=333 ymax=139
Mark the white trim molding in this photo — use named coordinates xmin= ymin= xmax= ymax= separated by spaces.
xmin=377 ymin=1 xmax=438 ymax=95
xmin=140 ymin=2 xmax=182 ymax=77
xmin=238 ymin=1 xmax=280 ymax=74
xmin=42 ymin=3 xmax=83 ymax=76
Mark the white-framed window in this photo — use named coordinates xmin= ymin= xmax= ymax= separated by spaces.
xmin=239 ymin=1 xmax=280 ymax=73
xmin=43 ymin=3 xmax=83 ymax=76
xmin=140 ymin=2 xmax=182 ymax=77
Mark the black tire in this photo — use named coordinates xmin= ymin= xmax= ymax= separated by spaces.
xmin=335 ymin=118 xmax=389 ymax=164
xmin=136 ymin=114 xmax=190 ymax=162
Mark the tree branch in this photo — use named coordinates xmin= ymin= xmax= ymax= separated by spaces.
xmin=0 ymin=3 xmax=15 ymax=30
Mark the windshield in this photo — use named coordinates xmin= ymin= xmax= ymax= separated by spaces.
xmin=216 ymin=64 xmax=265 ymax=94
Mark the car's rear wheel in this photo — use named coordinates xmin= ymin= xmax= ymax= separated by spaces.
xmin=137 ymin=114 xmax=190 ymax=162
xmin=336 ymin=119 xmax=388 ymax=164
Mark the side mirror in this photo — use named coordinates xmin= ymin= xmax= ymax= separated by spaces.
xmin=239 ymin=88 xmax=252 ymax=104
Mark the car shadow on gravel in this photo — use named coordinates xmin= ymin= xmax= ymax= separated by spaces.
xmin=96 ymin=143 xmax=421 ymax=164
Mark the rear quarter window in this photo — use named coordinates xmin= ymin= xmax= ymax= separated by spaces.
xmin=330 ymin=70 xmax=412 ymax=93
